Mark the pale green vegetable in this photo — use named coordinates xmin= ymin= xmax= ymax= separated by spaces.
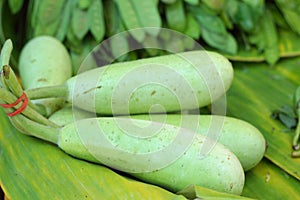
xmin=18 ymin=35 xmax=72 ymax=115
xmin=49 ymin=107 xmax=266 ymax=171
xmin=49 ymin=104 xmax=95 ymax=126
xmin=65 ymin=51 xmax=233 ymax=115
xmin=58 ymin=117 xmax=245 ymax=194
xmin=19 ymin=36 xmax=72 ymax=89
xmin=129 ymin=114 xmax=266 ymax=171
xmin=9 ymin=107 xmax=245 ymax=195
xmin=27 ymin=50 xmax=233 ymax=115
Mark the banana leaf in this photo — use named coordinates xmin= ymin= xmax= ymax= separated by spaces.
xmin=227 ymin=56 xmax=300 ymax=180
xmin=0 ymin=108 xmax=186 ymax=199
xmin=242 ymin=158 xmax=300 ymax=199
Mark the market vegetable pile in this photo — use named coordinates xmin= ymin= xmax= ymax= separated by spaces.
xmin=0 ymin=0 xmax=300 ymax=199
xmin=0 ymin=36 xmax=266 ymax=196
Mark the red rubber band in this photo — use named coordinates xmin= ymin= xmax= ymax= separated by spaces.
xmin=0 ymin=92 xmax=29 ymax=116
xmin=0 ymin=92 xmax=26 ymax=108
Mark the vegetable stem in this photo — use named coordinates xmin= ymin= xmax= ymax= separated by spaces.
xmin=0 ymin=89 xmax=60 ymax=143
xmin=0 ymin=39 xmax=12 ymax=69
xmin=292 ymin=86 xmax=300 ymax=153
xmin=292 ymin=122 xmax=300 ymax=150
xmin=0 ymin=39 xmax=13 ymax=88
xmin=0 ymin=88 xmax=60 ymax=128
xmin=26 ymin=85 xmax=68 ymax=100
xmin=7 ymin=107 xmax=59 ymax=144
xmin=291 ymin=149 xmax=300 ymax=158
xmin=2 ymin=65 xmax=46 ymax=115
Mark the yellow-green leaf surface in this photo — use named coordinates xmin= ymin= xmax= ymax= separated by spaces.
xmin=225 ymin=30 xmax=300 ymax=62
xmin=178 ymin=185 xmax=254 ymax=200
xmin=242 ymin=159 xmax=300 ymax=199
xmin=227 ymin=56 xmax=300 ymax=180
xmin=0 ymin=109 xmax=186 ymax=199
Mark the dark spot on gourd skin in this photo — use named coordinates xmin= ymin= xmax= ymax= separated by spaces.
xmin=83 ymin=86 xmax=102 ymax=94
xmin=151 ymin=90 xmax=156 ymax=96
xmin=37 ymin=78 xmax=47 ymax=82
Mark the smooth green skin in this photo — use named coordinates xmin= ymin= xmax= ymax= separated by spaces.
xmin=18 ymin=36 xmax=72 ymax=115
xmin=49 ymin=104 xmax=96 ymax=126
xmin=130 ymin=114 xmax=266 ymax=171
xmin=65 ymin=51 xmax=233 ymax=115
xmin=57 ymin=117 xmax=245 ymax=195
xmin=18 ymin=35 xmax=72 ymax=89
xmin=49 ymin=107 xmax=266 ymax=171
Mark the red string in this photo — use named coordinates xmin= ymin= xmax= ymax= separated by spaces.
xmin=0 ymin=92 xmax=29 ymax=116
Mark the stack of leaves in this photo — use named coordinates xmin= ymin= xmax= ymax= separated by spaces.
xmin=2 ymin=0 xmax=300 ymax=71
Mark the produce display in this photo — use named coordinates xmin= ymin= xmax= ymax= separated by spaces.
xmin=0 ymin=37 xmax=266 ymax=196
xmin=0 ymin=0 xmax=300 ymax=199
xmin=49 ymin=106 xmax=266 ymax=171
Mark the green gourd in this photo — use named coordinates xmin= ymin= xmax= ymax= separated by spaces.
xmin=27 ymin=50 xmax=234 ymax=115
xmin=18 ymin=35 xmax=72 ymax=116
xmin=130 ymin=114 xmax=266 ymax=171
xmin=49 ymin=106 xmax=266 ymax=171
xmin=17 ymin=113 xmax=245 ymax=195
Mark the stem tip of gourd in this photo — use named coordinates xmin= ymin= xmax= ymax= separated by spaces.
xmin=291 ymin=150 xmax=300 ymax=158
xmin=292 ymin=144 xmax=299 ymax=151
xmin=2 ymin=65 xmax=10 ymax=79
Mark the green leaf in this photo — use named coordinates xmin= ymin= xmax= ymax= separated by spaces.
xmin=142 ymin=35 xmax=161 ymax=56
xmin=78 ymin=0 xmax=91 ymax=10
xmin=242 ymin=159 xmax=300 ymax=199
xmin=30 ymin=0 xmax=41 ymax=29
xmin=165 ymin=0 xmax=186 ymax=32
xmin=224 ymin=28 xmax=300 ymax=62
xmin=110 ymin=33 xmax=130 ymax=62
xmin=278 ymin=113 xmax=297 ymax=129
xmin=184 ymin=13 xmax=201 ymax=39
xmin=131 ymin=0 xmax=162 ymax=36
xmin=8 ymin=0 xmax=24 ymax=14
xmin=71 ymin=6 xmax=89 ymax=40
xmin=0 ymin=108 xmax=186 ymax=199
xmin=161 ymin=0 xmax=177 ymax=4
xmin=183 ymin=0 xmax=198 ymax=5
xmin=56 ymin=0 xmax=75 ymax=41
xmin=65 ymin=26 xmax=82 ymax=53
xmin=275 ymin=0 xmax=300 ymax=35
xmin=271 ymin=105 xmax=297 ymax=129
xmin=269 ymin=3 xmax=290 ymax=29
xmin=38 ymin=0 xmax=66 ymax=26
xmin=103 ymin=0 xmax=123 ymax=36
xmin=227 ymin=56 xmax=300 ymax=180
xmin=88 ymin=0 xmax=105 ymax=42
xmin=114 ymin=0 xmax=145 ymax=42
xmin=201 ymin=28 xmax=237 ymax=55
xmin=241 ymin=0 xmax=264 ymax=8
xmin=189 ymin=5 xmax=237 ymax=54
xmin=190 ymin=5 xmax=226 ymax=34
xmin=260 ymin=9 xmax=280 ymax=65
xmin=33 ymin=0 xmax=66 ymax=37
xmin=178 ymin=185 xmax=254 ymax=199
xmin=234 ymin=3 xmax=255 ymax=32
xmin=202 ymin=0 xmax=225 ymax=12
